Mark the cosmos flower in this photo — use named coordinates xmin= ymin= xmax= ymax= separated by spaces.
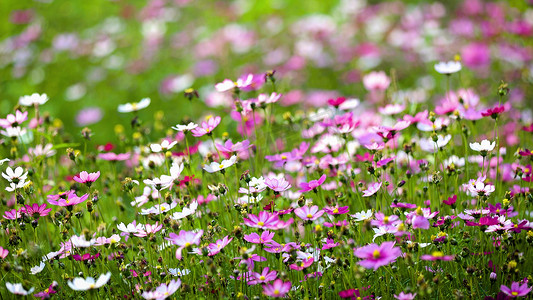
xmin=363 ymin=71 xmax=390 ymax=91
xmin=142 ymin=279 xmax=181 ymax=300
xmin=23 ymin=203 xmax=52 ymax=218
xmin=351 ymin=209 xmax=373 ymax=222
xmin=67 ymin=272 xmax=111 ymax=291
xmin=73 ymin=171 xmax=100 ymax=186
xmin=134 ymin=222 xmax=163 ymax=238
xmin=298 ymin=174 xmax=326 ymax=192
xmin=362 ymin=182 xmax=382 ymax=197
xmin=0 ymin=110 xmax=28 ymax=128
xmin=150 ymin=140 xmax=178 ymax=153
xmin=264 ymin=177 xmax=292 ymax=192
xmin=203 ymin=155 xmax=237 ymax=173
xmin=394 ymin=292 xmax=417 ymax=300
xmin=172 ymin=122 xmax=198 ymax=132
xmin=0 ymin=246 xmax=9 ymax=259
xmin=244 ymin=231 xmax=275 ymax=245
xmin=19 ymin=93 xmax=49 ymax=106
xmin=117 ymin=98 xmax=151 ymax=113
xmin=206 ymin=236 xmax=233 ymax=256
xmin=6 ymin=282 xmax=34 ymax=295
xmin=165 ymin=230 xmax=204 ymax=260
xmin=500 ymin=282 xmax=531 ymax=298
xmin=354 ymin=241 xmax=402 ymax=270
xmin=420 ymin=251 xmax=454 ymax=261
xmin=2 ymin=166 xmax=28 ymax=183
xmin=263 ymin=279 xmax=291 ymax=298
xmin=247 ymin=267 xmax=277 ymax=285
xmin=434 ymin=61 xmax=462 ymax=74
xmin=191 ymin=116 xmax=221 ymax=137
xmin=470 ymin=139 xmax=496 ymax=153
xmin=294 ymin=205 xmax=324 ymax=221
xmin=48 ymin=193 xmax=89 ymax=207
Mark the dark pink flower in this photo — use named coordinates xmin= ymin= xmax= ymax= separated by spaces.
xmin=298 ymin=174 xmax=326 ymax=193
xmin=500 ymin=282 xmax=531 ymax=298
xmin=247 ymin=267 xmax=277 ymax=285
xmin=323 ymin=206 xmax=349 ymax=215
xmin=22 ymin=203 xmax=52 ymax=218
xmin=420 ymin=251 xmax=454 ymax=261
xmin=244 ymin=231 xmax=275 ymax=245
xmin=48 ymin=193 xmax=89 ymax=207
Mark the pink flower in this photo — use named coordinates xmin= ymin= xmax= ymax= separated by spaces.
xmin=443 ymin=195 xmax=457 ymax=206
xmin=264 ymin=177 xmax=292 ymax=193
xmin=206 ymin=236 xmax=233 ymax=256
xmin=263 ymin=279 xmax=291 ymax=298
xmin=98 ymin=152 xmax=130 ymax=161
xmin=289 ymin=257 xmax=314 ymax=271
xmin=48 ymin=193 xmax=89 ymax=207
xmin=294 ymin=205 xmax=324 ymax=221
xmin=0 ymin=110 xmax=28 ymax=128
xmin=165 ymin=230 xmax=204 ymax=260
xmin=362 ymin=182 xmax=382 ymax=197
xmin=481 ymin=105 xmax=505 ymax=118
xmin=191 ymin=116 xmax=221 ymax=137
xmin=142 ymin=279 xmax=181 ymax=300
xmin=0 ymin=246 xmax=9 ymax=259
xmin=22 ymin=203 xmax=52 ymax=218
xmin=215 ymin=139 xmax=252 ymax=154
xmin=363 ymin=71 xmax=390 ymax=91
xmin=247 ymin=267 xmax=277 ymax=285
xmin=244 ymin=231 xmax=275 ymax=245
xmin=298 ymin=174 xmax=326 ymax=193
xmin=500 ymin=281 xmax=531 ymax=298
xmin=134 ymin=222 xmax=163 ymax=238
xmin=73 ymin=171 xmax=100 ymax=186
xmin=394 ymin=292 xmax=417 ymax=300
xmin=420 ymin=251 xmax=454 ymax=261
xmin=242 ymin=211 xmax=293 ymax=230
xmin=3 ymin=208 xmax=22 ymax=220
xmin=354 ymin=241 xmax=402 ymax=270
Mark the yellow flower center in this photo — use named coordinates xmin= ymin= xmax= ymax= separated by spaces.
xmin=219 ymin=164 xmax=224 ymax=169
xmin=383 ymin=216 xmax=389 ymax=224
xmin=257 ymin=221 xmax=264 ymax=226
xmin=333 ymin=208 xmax=339 ymax=214
xmin=512 ymin=292 xmax=518 ymax=296
xmin=260 ymin=276 xmax=266 ymax=280
xmin=185 ymin=242 xmax=191 ymax=247
xmin=372 ymin=250 xmax=380 ymax=259
xmin=131 ymin=103 xmax=138 ymax=110
xmin=306 ymin=214 xmax=313 ymax=219
xmin=416 ymin=207 xmax=423 ymax=215
xmin=89 ymin=284 xmax=95 ymax=289
xmin=281 ymin=155 xmax=287 ymax=160
xmin=274 ymin=289 xmax=280 ymax=295
xmin=206 ymin=115 xmax=213 ymax=120
xmin=432 ymin=251 xmax=444 ymax=257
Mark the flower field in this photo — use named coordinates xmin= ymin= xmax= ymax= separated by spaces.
xmin=1 ymin=0 xmax=533 ymax=299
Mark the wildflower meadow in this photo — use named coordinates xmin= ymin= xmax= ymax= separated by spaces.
xmin=1 ymin=0 xmax=533 ymax=299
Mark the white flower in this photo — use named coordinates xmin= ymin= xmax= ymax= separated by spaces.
xmin=351 ymin=209 xmax=373 ymax=222
xmin=1 ymin=126 xmax=27 ymax=138
xmin=171 ymin=201 xmax=198 ymax=220
xmin=443 ymin=155 xmax=465 ymax=168
xmin=140 ymin=202 xmax=177 ymax=215
xmin=143 ymin=177 xmax=171 ymax=190
xmin=150 ymin=140 xmax=178 ymax=153
xmin=117 ymin=221 xmax=145 ymax=234
xmin=160 ymin=162 xmax=184 ymax=188
xmin=169 ymin=268 xmax=190 ymax=277
xmin=0 ymin=158 xmax=9 ymax=165
xmin=2 ymin=166 xmax=28 ymax=183
xmin=470 ymin=139 xmax=496 ymax=153
xmin=68 ymin=272 xmax=111 ymax=291
xmin=70 ymin=235 xmax=96 ymax=248
xmin=5 ymin=181 xmax=30 ymax=192
xmin=434 ymin=61 xmax=462 ymax=74
xmin=203 ymin=155 xmax=237 ymax=173
xmin=6 ymin=282 xmax=34 ymax=295
xmin=118 ymin=97 xmax=151 ymax=113
xmin=19 ymin=93 xmax=49 ymax=106
xmin=30 ymin=262 xmax=46 ymax=275
xmin=171 ymin=122 xmax=198 ymax=132
xmin=419 ymin=135 xmax=452 ymax=153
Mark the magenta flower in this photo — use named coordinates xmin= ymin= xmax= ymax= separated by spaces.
xmin=412 ymin=215 xmax=430 ymax=230
xmin=3 ymin=208 xmax=22 ymax=220
xmin=294 ymin=205 xmax=324 ymax=221
xmin=362 ymin=182 xmax=382 ymax=197
xmin=500 ymin=281 xmax=531 ymax=298
xmin=191 ymin=116 xmax=221 ymax=137
xmin=323 ymin=206 xmax=349 ymax=215
xmin=420 ymin=251 xmax=454 ymax=261
xmin=244 ymin=231 xmax=275 ymax=245
xmin=298 ymin=174 xmax=326 ymax=193
xmin=443 ymin=195 xmax=457 ymax=206
xmin=289 ymin=257 xmax=314 ymax=271
xmin=247 ymin=267 xmax=277 ymax=285
xmin=354 ymin=241 xmax=402 ymax=270
xmin=206 ymin=236 xmax=233 ymax=256
xmin=47 ymin=193 xmax=89 ymax=208
xmin=481 ymin=105 xmax=505 ymax=118
xmin=73 ymin=171 xmax=100 ymax=186
xmin=22 ymin=203 xmax=52 ymax=218
xmin=263 ymin=279 xmax=291 ymax=298
xmin=0 ymin=246 xmax=8 ymax=259
xmin=73 ymin=253 xmax=100 ymax=261
xmin=165 ymin=230 xmax=204 ymax=260
xmin=264 ymin=177 xmax=292 ymax=193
